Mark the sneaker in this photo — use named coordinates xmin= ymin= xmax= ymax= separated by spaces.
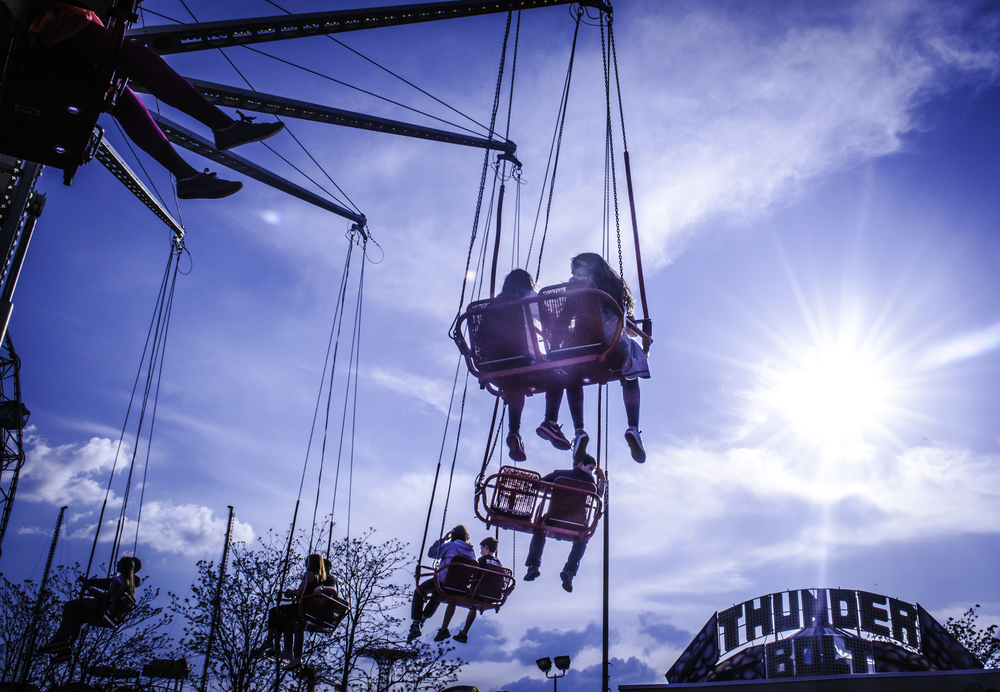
xmin=52 ymin=651 xmax=73 ymax=664
xmin=572 ymin=429 xmax=590 ymax=463
xmin=37 ymin=640 xmax=70 ymax=655
xmin=506 ymin=432 xmax=526 ymax=461
xmin=523 ymin=567 xmax=540 ymax=581
xmin=536 ymin=420 xmax=572 ymax=450
xmin=277 ymin=650 xmax=294 ymax=661
xmin=251 ymin=644 xmax=273 ymax=658
xmin=284 ymin=658 xmax=301 ymax=671
xmin=434 ymin=628 xmax=451 ymax=642
xmin=214 ymin=112 xmax=285 ymax=151
xmin=560 ymin=571 xmax=574 ymax=593
xmin=177 ymin=169 xmax=243 ymax=199
xmin=453 ymin=631 xmax=469 ymax=643
xmin=407 ymin=622 xmax=422 ymax=642
xmin=624 ymin=426 xmax=646 ymax=463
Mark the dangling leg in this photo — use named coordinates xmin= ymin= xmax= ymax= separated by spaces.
xmin=524 ymin=531 xmax=545 ymax=581
xmin=63 ymin=22 xmax=283 ymax=149
xmin=505 ymin=392 xmax=526 ymax=461
xmin=535 ymin=389 xmax=572 ymax=450
xmin=560 ymin=540 xmax=588 ymax=593
xmin=109 ymin=88 xmax=243 ymax=198
xmin=453 ymin=608 xmax=477 ymax=642
xmin=566 ymin=385 xmax=589 ymax=462
xmin=622 ymin=379 xmax=645 ymax=463
xmin=435 ymin=603 xmax=457 ymax=641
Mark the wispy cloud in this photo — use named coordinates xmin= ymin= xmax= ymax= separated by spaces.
xmin=630 ymin=0 xmax=1000 ymax=260
xmin=918 ymin=322 xmax=1000 ymax=368
xmin=369 ymin=366 xmax=454 ymax=415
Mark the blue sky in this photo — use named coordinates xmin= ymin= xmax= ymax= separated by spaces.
xmin=3 ymin=0 xmax=999 ymax=689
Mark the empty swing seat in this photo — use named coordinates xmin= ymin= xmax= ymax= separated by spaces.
xmin=475 ymin=465 xmax=603 ymax=543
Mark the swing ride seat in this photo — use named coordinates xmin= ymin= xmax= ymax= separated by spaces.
xmin=300 ymin=592 xmax=349 ymax=633
xmin=88 ymin=591 xmax=136 ymax=628
xmin=419 ymin=555 xmax=515 ymax=613
xmin=475 ymin=465 xmax=603 ymax=543
xmin=0 ymin=0 xmax=132 ymax=182
xmin=452 ymin=281 xmax=649 ymax=398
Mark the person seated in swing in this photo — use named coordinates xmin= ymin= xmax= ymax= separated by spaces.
xmin=563 ymin=253 xmax=650 ymax=463
xmin=433 ymin=536 xmax=503 ymax=644
xmin=1 ymin=0 xmax=283 ymax=198
xmin=408 ymin=524 xmax=475 ymax=642
xmin=256 ymin=553 xmax=325 ymax=669
xmin=523 ymin=453 xmax=604 ymax=593
xmin=492 ymin=269 xmax=573 ymax=461
xmin=317 ymin=557 xmax=342 ymax=600
xmin=37 ymin=556 xmax=142 ymax=661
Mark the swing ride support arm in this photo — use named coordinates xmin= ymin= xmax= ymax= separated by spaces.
xmin=133 ymin=78 xmax=517 ymax=157
xmin=94 ymin=140 xmax=185 ymax=240
xmin=150 ymin=113 xmax=368 ymax=227
xmin=128 ymin=0 xmax=613 ymax=56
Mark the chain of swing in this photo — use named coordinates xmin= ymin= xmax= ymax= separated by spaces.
xmin=85 ymin=236 xmax=188 ymax=583
xmin=419 ymin=3 xmax=638 ymax=581
xmin=274 ymin=226 xmax=369 ymax=602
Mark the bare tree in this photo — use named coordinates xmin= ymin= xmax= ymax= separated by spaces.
xmin=172 ymin=528 xmax=464 ymax=692
xmin=1 ymin=564 xmax=173 ymax=689
xmin=946 ymin=605 xmax=1000 ymax=668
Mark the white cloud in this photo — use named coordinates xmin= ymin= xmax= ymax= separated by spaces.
xmin=71 ymin=501 xmax=256 ymax=558
xmin=20 ymin=434 xmax=127 ymax=506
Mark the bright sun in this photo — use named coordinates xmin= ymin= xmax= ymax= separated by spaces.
xmin=761 ymin=346 xmax=894 ymax=446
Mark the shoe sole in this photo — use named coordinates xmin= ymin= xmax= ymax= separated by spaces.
xmin=177 ymin=182 xmax=243 ymax=200
xmin=216 ymin=123 xmax=285 ymax=151
xmin=573 ymin=435 xmax=590 ymax=463
xmin=506 ymin=435 xmax=526 ymax=461
xmin=536 ymin=424 xmax=572 ymax=450
xmin=523 ymin=571 xmax=540 ymax=581
xmin=625 ymin=432 xmax=646 ymax=463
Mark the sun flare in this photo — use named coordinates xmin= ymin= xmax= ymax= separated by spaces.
xmin=765 ymin=347 xmax=892 ymax=444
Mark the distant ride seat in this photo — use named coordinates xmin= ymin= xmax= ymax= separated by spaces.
xmin=452 ymin=280 xmax=650 ymax=398
xmin=417 ymin=555 xmax=515 ymax=613
xmin=0 ymin=0 xmax=133 ymax=183
xmin=475 ymin=465 xmax=603 ymax=543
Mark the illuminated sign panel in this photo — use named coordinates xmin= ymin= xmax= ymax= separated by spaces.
xmin=665 ymin=587 xmax=983 ymax=684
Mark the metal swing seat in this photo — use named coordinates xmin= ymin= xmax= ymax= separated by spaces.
xmin=87 ymin=587 xmax=136 ymax=628
xmin=474 ymin=465 xmax=604 ymax=543
xmin=299 ymin=591 xmax=349 ymax=633
xmin=416 ymin=555 xmax=515 ymax=613
xmin=0 ymin=0 xmax=134 ymax=183
xmin=452 ymin=280 xmax=650 ymax=399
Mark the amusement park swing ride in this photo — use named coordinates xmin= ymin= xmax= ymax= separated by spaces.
xmin=0 ymin=0 xmax=649 ymax=690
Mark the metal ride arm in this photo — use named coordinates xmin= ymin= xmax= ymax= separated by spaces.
xmin=133 ymin=78 xmax=517 ymax=157
xmin=128 ymin=0 xmax=613 ymax=56
xmin=95 ymin=140 xmax=184 ymax=240
xmin=150 ymin=113 xmax=368 ymax=226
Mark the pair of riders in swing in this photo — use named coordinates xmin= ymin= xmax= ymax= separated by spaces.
xmin=496 ymin=253 xmax=650 ymax=464
xmin=410 ymin=450 xmax=606 ymax=640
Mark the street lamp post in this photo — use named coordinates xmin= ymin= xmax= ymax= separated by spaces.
xmin=536 ymin=656 xmax=571 ymax=692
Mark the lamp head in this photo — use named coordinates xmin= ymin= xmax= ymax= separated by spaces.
xmin=535 ymin=657 xmax=552 ymax=673
xmin=554 ymin=655 xmax=571 ymax=671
